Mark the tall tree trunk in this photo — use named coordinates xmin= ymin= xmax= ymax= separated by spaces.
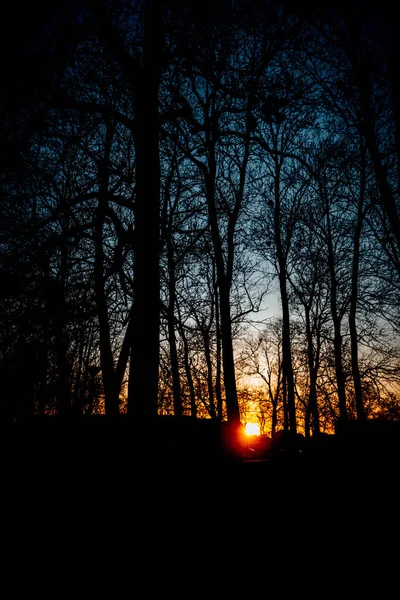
xmin=271 ymin=363 xmax=281 ymax=439
xmin=349 ymin=144 xmax=366 ymax=421
xmin=166 ymin=242 xmax=182 ymax=416
xmin=175 ymin=300 xmax=197 ymax=417
xmin=325 ymin=196 xmax=347 ymax=421
xmin=72 ymin=329 xmax=85 ymax=415
xmin=205 ymin=168 xmax=240 ymax=425
xmin=203 ymin=328 xmax=217 ymax=419
xmin=274 ymin=169 xmax=297 ymax=435
xmin=55 ymin=199 xmax=72 ymax=416
xmin=214 ymin=278 xmax=223 ymax=420
xmin=201 ymin=108 xmax=252 ymax=429
xmin=282 ymin=365 xmax=288 ymax=433
xmin=217 ymin=280 xmax=240 ymax=424
xmin=128 ymin=0 xmax=162 ymax=419
xmin=94 ymin=119 xmax=120 ymax=416
xmin=305 ymin=307 xmax=320 ymax=436
xmin=180 ymin=327 xmax=197 ymax=418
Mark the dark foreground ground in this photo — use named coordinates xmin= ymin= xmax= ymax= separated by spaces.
xmin=2 ymin=417 xmax=399 ymax=594
xmin=2 ymin=418 xmax=399 ymax=588
xmin=3 ymin=416 xmax=399 ymax=509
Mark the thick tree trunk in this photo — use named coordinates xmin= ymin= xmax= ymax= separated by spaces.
xmin=128 ymin=0 xmax=162 ymax=419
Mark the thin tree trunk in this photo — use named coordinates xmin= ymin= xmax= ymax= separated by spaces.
xmin=202 ymin=329 xmax=217 ymax=419
xmin=349 ymin=144 xmax=366 ymax=421
xmin=166 ymin=241 xmax=182 ymax=416
xmin=202 ymin=112 xmax=251 ymax=429
xmin=215 ymin=278 xmax=223 ymax=420
xmin=181 ymin=330 xmax=197 ymax=418
xmin=274 ymin=169 xmax=297 ymax=435
xmin=55 ymin=200 xmax=71 ymax=416
xmin=282 ymin=365 xmax=288 ymax=433
xmin=325 ymin=197 xmax=347 ymax=421
xmin=271 ymin=363 xmax=281 ymax=439
xmin=72 ymin=329 xmax=85 ymax=414
xmin=217 ymin=281 xmax=240 ymax=423
xmin=94 ymin=119 xmax=119 ymax=416
xmin=205 ymin=167 xmax=240 ymax=425
xmin=305 ymin=307 xmax=320 ymax=436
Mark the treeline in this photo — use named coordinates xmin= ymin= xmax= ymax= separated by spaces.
xmin=1 ymin=0 xmax=400 ymax=436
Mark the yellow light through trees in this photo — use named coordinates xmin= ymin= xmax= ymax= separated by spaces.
xmin=244 ymin=422 xmax=260 ymax=436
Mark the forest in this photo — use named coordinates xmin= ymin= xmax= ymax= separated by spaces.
xmin=1 ymin=0 xmax=400 ymax=445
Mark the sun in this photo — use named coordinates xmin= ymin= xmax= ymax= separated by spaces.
xmin=244 ymin=422 xmax=260 ymax=436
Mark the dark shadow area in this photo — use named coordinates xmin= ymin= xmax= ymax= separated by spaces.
xmin=3 ymin=415 xmax=399 ymax=480
xmin=1 ymin=415 xmax=243 ymax=485
xmin=2 ymin=416 xmax=399 ymax=548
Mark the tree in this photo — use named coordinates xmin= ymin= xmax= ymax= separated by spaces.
xmin=238 ymin=320 xmax=284 ymax=438
xmin=288 ymin=213 xmax=330 ymax=436
xmin=128 ymin=0 xmax=164 ymax=418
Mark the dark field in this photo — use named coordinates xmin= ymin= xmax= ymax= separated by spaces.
xmin=3 ymin=416 xmax=399 ymax=508
xmin=2 ymin=417 xmax=399 ymax=578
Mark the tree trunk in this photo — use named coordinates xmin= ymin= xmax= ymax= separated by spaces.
xmin=215 ymin=280 xmax=223 ymax=420
xmin=203 ymin=328 xmax=217 ymax=419
xmin=94 ymin=119 xmax=120 ymax=416
xmin=325 ymin=199 xmax=347 ymax=421
xmin=166 ymin=242 xmax=182 ymax=416
xmin=218 ymin=281 xmax=240 ymax=424
xmin=349 ymin=145 xmax=366 ymax=421
xmin=128 ymin=0 xmax=162 ymax=419
xmin=305 ymin=306 xmax=320 ymax=436
xmin=180 ymin=325 xmax=197 ymax=418
xmin=54 ymin=197 xmax=72 ymax=417
xmin=274 ymin=170 xmax=297 ymax=435
xmin=205 ymin=167 xmax=240 ymax=425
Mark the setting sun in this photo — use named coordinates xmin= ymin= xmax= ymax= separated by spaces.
xmin=244 ymin=422 xmax=260 ymax=436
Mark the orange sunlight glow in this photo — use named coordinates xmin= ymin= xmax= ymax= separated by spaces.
xmin=244 ymin=422 xmax=260 ymax=436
